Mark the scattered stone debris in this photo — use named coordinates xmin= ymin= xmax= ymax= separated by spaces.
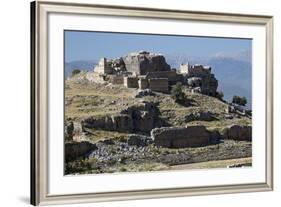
xmin=185 ymin=111 xmax=216 ymax=122
xmin=65 ymin=138 xmax=252 ymax=174
xmin=127 ymin=134 xmax=153 ymax=147
xmin=224 ymin=114 xmax=234 ymax=119
xmin=135 ymin=89 xmax=154 ymax=98
xmin=225 ymin=104 xmax=252 ymax=118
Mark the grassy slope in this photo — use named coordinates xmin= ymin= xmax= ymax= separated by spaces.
xmin=65 ymin=79 xmax=251 ymax=134
xmin=65 ymin=80 xmax=137 ymax=120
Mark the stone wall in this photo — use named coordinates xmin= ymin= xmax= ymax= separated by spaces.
xmin=146 ymin=70 xmax=182 ymax=84
xmin=222 ymin=125 xmax=252 ymax=141
xmin=94 ymin=58 xmax=113 ymax=74
xmin=123 ymin=51 xmax=171 ymax=75
xmin=187 ymin=65 xmax=211 ymax=76
xmin=138 ymin=78 xmax=149 ymax=90
xmin=110 ymin=75 xmax=124 ymax=84
xmin=82 ymin=102 xmax=161 ymax=133
xmin=182 ymin=64 xmax=218 ymax=96
xmin=82 ymin=114 xmax=133 ymax=132
xmin=124 ymin=76 xmax=138 ymax=88
xmin=151 ymin=126 xmax=211 ymax=148
xmin=148 ymin=78 xmax=169 ymax=93
xmin=200 ymin=74 xmax=218 ymax=96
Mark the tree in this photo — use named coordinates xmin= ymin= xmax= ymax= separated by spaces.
xmin=171 ymin=82 xmax=186 ymax=104
xmin=71 ymin=69 xmax=81 ymax=76
xmin=232 ymin=95 xmax=247 ymax=106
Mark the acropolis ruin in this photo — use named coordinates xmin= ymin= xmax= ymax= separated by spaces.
xmin=93 ymin=50 xmax=218 ymax=96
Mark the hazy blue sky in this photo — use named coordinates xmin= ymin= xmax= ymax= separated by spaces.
xmin=65 ymin=30 xmax=252 ymax=62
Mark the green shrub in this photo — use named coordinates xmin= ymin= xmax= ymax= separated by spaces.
xmin=171 ymin=82 xmax=186 ymax=104
xmin=232 ymin=95 xmax=247 ymax=106
xmin=119 ymin=167 xmax=127 ymax=172
xmin=71 ymin=69 xmax=81 ymax=76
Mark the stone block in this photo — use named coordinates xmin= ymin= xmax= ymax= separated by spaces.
xmin=151 ymin=126 xmax=210 ymax=148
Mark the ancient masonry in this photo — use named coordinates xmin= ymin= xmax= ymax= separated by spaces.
xmin=94 ymin=50 xmax=218 ymax=96
xmin=151 ymin=126 xmax=211 ymax=148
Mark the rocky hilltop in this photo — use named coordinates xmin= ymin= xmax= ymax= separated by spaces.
xmin=65 ymin=51 xmax=252 ymax=175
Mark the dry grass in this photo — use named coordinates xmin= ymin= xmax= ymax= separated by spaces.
xmin=65 ymin=81 xmax=137 ymax=120
xmin=83 ymin=128 xmax=128 ymax=143
xmin=65 ymin=80 xmax=251 ymax=131
xmin=157 ymin=91 xmax=251 ymax=130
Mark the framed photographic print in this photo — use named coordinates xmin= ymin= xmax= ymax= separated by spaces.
xmin=31 ymin=0 xmax=273 ymax=205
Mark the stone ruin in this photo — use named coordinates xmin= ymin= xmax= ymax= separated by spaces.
xmin=180 ymin=63 xmax=218 ymax=96
xmin=93 ymin=50 xmax=219 ymax=96
xmin=81 ymin=101 xmax=162 ymax=133
xmin=123 ymin=51 xmax=171 ymax=75
xmin=151 ymin=126 xmax=211 ymax=148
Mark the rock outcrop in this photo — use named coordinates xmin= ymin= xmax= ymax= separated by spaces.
xmin=82 ymin=114 xmax=133 ymax=132
xmin=135 ymin=89 xmax=154 ymax=98
xmin=121 ymin=102 xmax=162 ymax=132
xmin=65 ymin=141 xmax=97 ymax=162
xmin=185 ymin=111 xmax=216 ymax=122
xmin=65 ymin=121 xmax=74 ymax=141
xmin=151 ymin=126 xmax=211 ymax=148
xmin=82 ymin=102 xmax=162 ymax=133
xmin=222 ymin=125 xmax=252 ymax=141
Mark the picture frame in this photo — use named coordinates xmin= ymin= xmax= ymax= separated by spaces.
xmin=31 ymin=0 xmax=273 ymax=205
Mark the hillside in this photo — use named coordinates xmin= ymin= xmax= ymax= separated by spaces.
xmin=65 ymin=78 xmax=250 ymax=132
xmin=65 ymin=76 xmax=252 ymax=174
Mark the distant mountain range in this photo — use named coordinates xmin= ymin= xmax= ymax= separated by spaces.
xmin=65 ymin=50 xmax=252 ymax=108
xmin=65 ymin=60 xmax=97 ymax=77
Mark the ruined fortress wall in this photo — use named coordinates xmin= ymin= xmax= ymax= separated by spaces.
xmin=95 ymin=58 xmax=113 ymax=74
xmin=222 ymin=125 xmax=252 ymax=141
xmin=179 ymin=64 xmax=189 ymax=74
xmin=188 ymin=65 xmax=211 ymax=77
xmin=151 ymin=126 xmax=210 ymax=148
xmin=146 ymin=71 xmax=181 ymax=83
xmin=123 ymin=52 xmax=171 ymax=75
xmin=124 ymin=76 xmax=138 ymax=88
xmin=138 ymin=78 xmax=149 ymax=89
xmin=123 ymin=56 xmax=141 ymax=75
xmin=148 ymin=78 xmax=169 ymax=93
xmin=200 ymin=77 xmax=218 ymax=96
xmin=110 ymin=75 xmax=124 ymax=84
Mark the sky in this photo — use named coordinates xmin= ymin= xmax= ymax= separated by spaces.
xmin=64 ymin=30 xmax=252 ymax=63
